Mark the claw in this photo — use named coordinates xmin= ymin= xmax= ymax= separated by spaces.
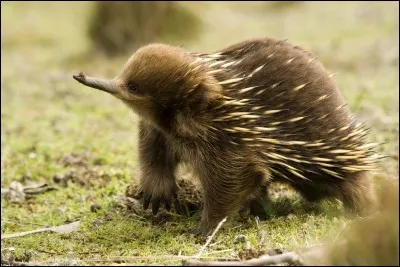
xmin=152 ymin=197 xmax=161 ymax=215
xmin=143 ymin=193 xmax=151 ymax=210
xmin=136 ymin=187 xmax=144 ymax=197
xmin=191 ymin=228 xmax=209 ymax=237
xmin=239 ymin=199 xmax=251 ymax=215
xmin=165 ymin=199 xmax=171 ymax=211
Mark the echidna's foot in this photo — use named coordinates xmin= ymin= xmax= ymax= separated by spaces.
xmin=139 ymin=181 xmax=178 ymax=215
xmin=143 ymin=193 xmax=174 ymax=214
xmin=250 ymin=199 xmax=269 ymax=220
xmin=240 ymin=198 xmax=269 ymax=220
xmin=239 ymin=184 xmax=269 ymax=220
xmin=239 ymin=199 xmax=251 ymax=215
xmin=190 ymin=227 xmax=211 ymax=237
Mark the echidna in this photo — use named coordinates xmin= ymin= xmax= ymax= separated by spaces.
xmin=73 ymin=37 xmax=381 ymax=236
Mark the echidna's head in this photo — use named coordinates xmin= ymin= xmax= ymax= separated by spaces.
xmin=73 ymin=43 xmax=221 ymax=130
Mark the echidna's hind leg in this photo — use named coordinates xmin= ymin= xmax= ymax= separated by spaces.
xmin=289 ymin=180 xmax=333 ymax=203
xmin=340 ymin=171 xmax=376 ymax=215
xmin=289 ymin=171 xmax=376 ymax=215
xmin=239 ymin=183 xmax=270 ymax=219
xmin=194 ymin=161 xmax=266 ymax=236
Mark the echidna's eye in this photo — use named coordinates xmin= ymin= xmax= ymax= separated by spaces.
xmin=127 ymin=82 xmax=138 ymax=94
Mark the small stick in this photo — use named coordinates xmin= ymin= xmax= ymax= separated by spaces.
xmin=201 ymin=249 xmax=235 ymax=255
xmin=1 ymin=228 xmax=51 ymax=239
xmin=208 ymin=240 xmax=224 ymax=247
xmin=196 ymin=217 xmax=227 ymax=258
xmin=1 ymin=259 xmax=44 ymax=266
xmin=80 ymin=255 xmax=236 ymax=263
xmin=1 ymin=221 xmax=80 ymax=239
xmin=35 ymin=249 xmax=60 ymax=255
xmin=183 ymin=252 xmax=303 ymax=266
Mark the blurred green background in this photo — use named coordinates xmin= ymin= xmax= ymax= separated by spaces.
xmin=1 ymin=1 xmax=398 ymax=265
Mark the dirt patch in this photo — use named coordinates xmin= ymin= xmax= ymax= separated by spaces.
xmin=57 ymin=152 xmax=90 ymax=168
xmin=54 ymin=152 xmax=123 ymax=188
xmin=53 ymin=168 xmax=115 ymax=188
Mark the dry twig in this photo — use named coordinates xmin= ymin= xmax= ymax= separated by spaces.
xmin=196 ymin=217 xmax=227 ymax=258
xmin=1 ymin=221 xmax=80 ymax=239
xmin=1 ymin=259 xmax=44 ymax=266
xmin=183 ymin=252 xmax=303 ymax=266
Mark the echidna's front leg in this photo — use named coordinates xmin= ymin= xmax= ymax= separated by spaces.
xmin=138 ymin=120 xmax=180 ymax=214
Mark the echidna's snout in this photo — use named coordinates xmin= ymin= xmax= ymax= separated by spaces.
xmin=73 ymin=72 xmax=119 ymax=94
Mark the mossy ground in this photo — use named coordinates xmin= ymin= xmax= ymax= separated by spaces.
xmin=1 ymin=2 xmax=398 ymax=265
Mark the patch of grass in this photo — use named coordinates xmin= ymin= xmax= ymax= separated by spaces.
xmin=1 ymin=1 xmax=398 ymax=265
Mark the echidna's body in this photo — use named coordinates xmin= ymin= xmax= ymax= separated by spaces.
xmin=74 ymin=37 xmax=380 ymax=235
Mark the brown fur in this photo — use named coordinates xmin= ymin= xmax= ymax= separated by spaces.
xmin=74 ymin=38 xmax=379 ymax=235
